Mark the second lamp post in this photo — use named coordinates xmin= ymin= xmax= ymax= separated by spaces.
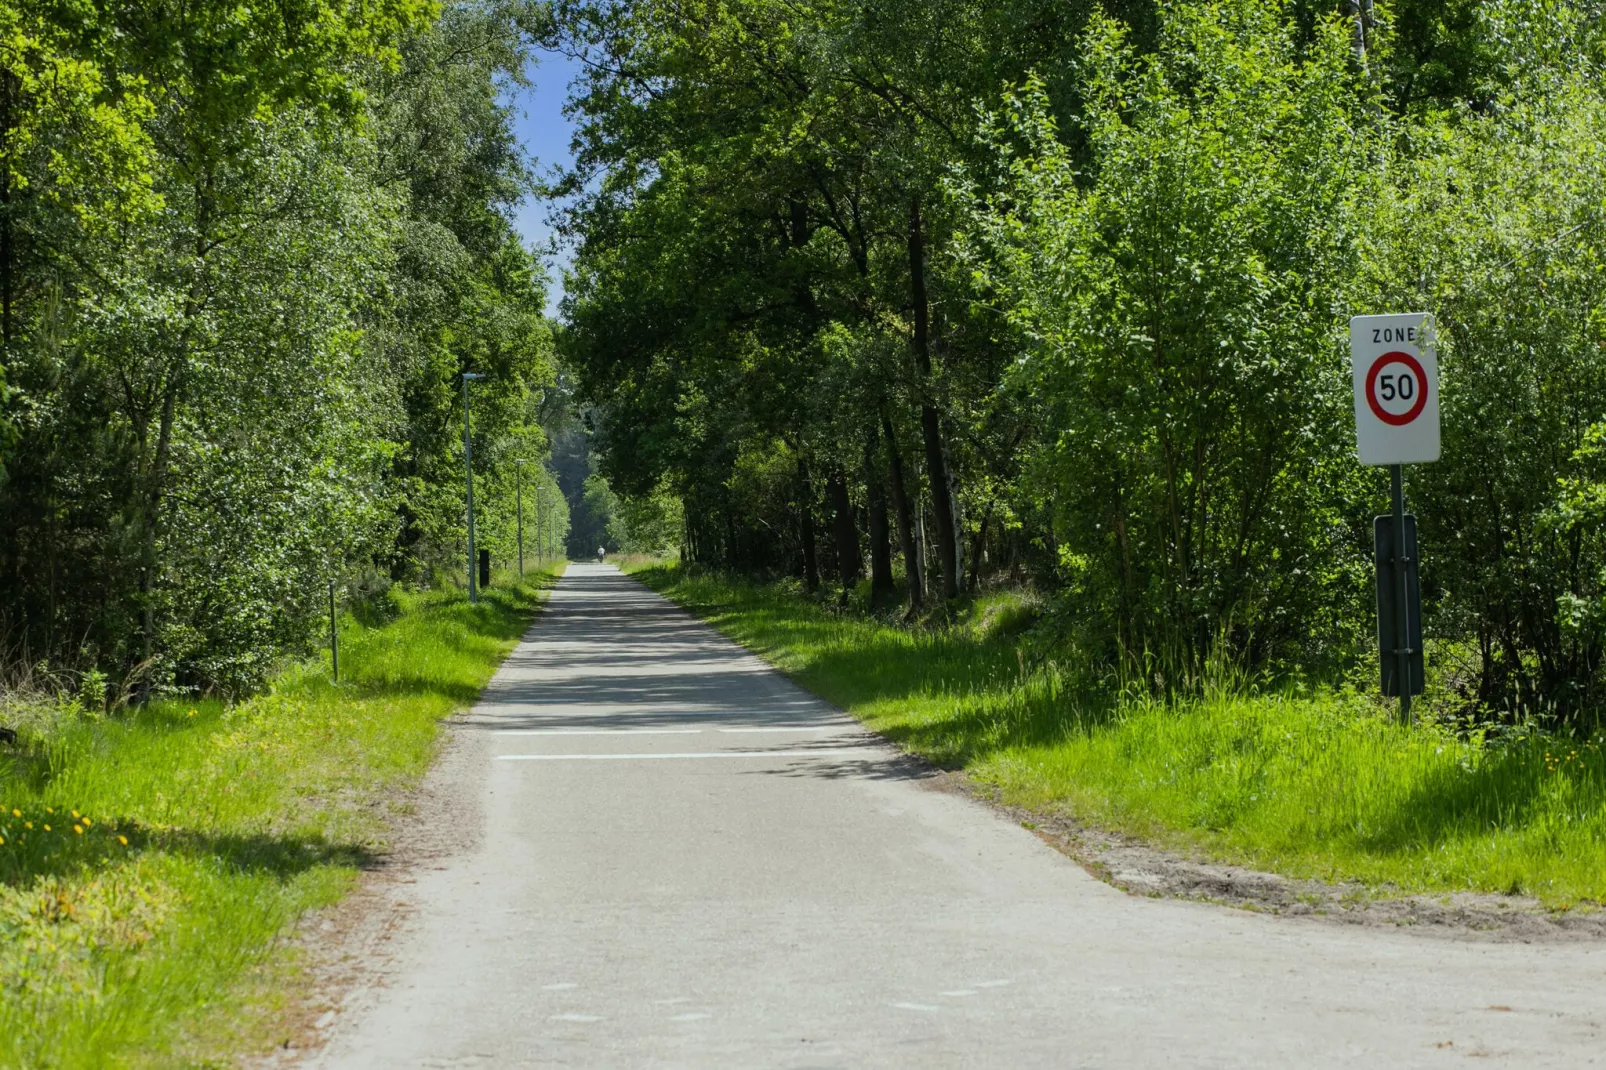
xmin=462 ymin=372 xmax=485 ymax=603
xmin=515 ymin=458 xmax=528 ymax=578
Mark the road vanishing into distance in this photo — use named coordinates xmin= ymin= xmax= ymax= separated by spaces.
xmin=315 ymin=564 xmax=1604 ymax=1068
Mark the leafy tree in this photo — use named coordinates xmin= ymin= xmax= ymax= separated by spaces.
xmin=961 ymin=3 xmax=1380 ymax=675
xmin=0 ymin=1 xmax=560 ymax=696
xmin=610 ymin=484 xmax=682 ymax=554
xmin=1363 ymin=30 xmax=1606 ymax=717
xmin=369 ymin=0 xmax=556 ymax=577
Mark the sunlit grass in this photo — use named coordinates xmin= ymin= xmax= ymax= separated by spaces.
xmin=0 ymin=566 xmax=562 ymax=1068
xmin=634 ymin=565 xmax=1606 ymax=906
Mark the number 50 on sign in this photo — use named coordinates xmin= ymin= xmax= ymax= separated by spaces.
xmin=1350 ymin=313 xmax=1440 ymax=465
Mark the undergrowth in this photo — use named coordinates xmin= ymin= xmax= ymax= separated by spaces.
xmin=631 ymin=564 xmax=1606 ymax=907
xmin=0 ymin=566 xmax=561 ymax=1068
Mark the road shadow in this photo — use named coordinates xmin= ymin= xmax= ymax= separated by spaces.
xmin=740 ymin=751 xmax=939 ymax=784
xmin=521 ymin=567 xmax=1106 ymax=764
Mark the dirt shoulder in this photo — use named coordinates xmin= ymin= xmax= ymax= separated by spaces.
xmin=253 ymin=711 xmax=489 ymax=1065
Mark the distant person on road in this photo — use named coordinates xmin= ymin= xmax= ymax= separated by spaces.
xmin=597 ymin=546 xmax=606 ymax=564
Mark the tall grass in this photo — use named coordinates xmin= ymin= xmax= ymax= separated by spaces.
xmin=0 ymin=567 xmax=561 ymax=1067
xmin=635 ymin=565 xmax=1606 ymax=906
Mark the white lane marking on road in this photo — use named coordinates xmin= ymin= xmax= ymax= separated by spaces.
xmin=542 ymin=982 xmax=579 ymax=991
xmin=890 ymin=1002 xmax=940 ymax=1013
xmin=972 ymin=979 xmax=1013 ymax=988
xmin=941 ymin=990 xmax=978 ymax=998
xmin=497 ymin=728 xmax=704 ymax=736
xmin=667 ymin=1012 xmax=711 ymax=1022
xmin=550 ymin=1014 xmax=602 ymax=1022
xmin=495 ymin=749 xmax=882 ymax=761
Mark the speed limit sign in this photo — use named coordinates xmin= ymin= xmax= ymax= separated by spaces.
xmin=1350 ymin=313 xmax=1440 ymax=465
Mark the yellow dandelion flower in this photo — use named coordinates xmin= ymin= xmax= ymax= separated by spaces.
xmin=9 ymin=809 xmax=17 ymax=818
xmin=82 ymin=818 xmax=92 ymax=827
xmin=24 ymin=822 xmax=32 ymax=830
xmin=118 ymin=836 xmax=129 ymax=846
xmin=73 ymin=825 xmax=83 ymax=835
xmin=71 ymin=810 xmax=79 ymax=818
xmin=0 ymin=836 xmax=5 ymax=845
xmin=42 ymin=824 xmax=51 ymax=832
xmin=45 ymin=807 xmax=53 ymax=815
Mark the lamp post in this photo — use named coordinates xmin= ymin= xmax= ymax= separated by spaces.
xmin=515 ymin=458 xmax=527 ymax=579
xmin=462 ymin=372 xmax=485 ymax=603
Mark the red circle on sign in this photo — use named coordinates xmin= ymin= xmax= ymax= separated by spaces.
xmin=1365 ymin=351 xmax=1428 ymax=427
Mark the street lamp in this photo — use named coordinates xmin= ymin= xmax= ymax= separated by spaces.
xmin=515 ymin=458 xmax=528 ymax=579
xmin=462 ymin=372 xmax=485 ymax=603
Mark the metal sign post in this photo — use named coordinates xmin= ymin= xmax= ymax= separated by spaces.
xmin=1373 ymin=487 xmax=1421 ymax=706
xmin=1351 ymin=313 xmax=1439 ymax=721
xmin=462 ymin=372 xmax=485 ymax=603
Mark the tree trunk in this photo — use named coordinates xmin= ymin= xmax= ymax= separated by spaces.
xmin=880 ymin=407 xmax=922 ymax=609
xmin=1 ymin=155 xmax=10 ymax=353
xmin=864 ymin=433 xmax=894 ymax=607
xmin=1 ymin=69 xmax=13 ymax=352
xmin=798 ymin=457 xmax=820 ymax=593
xmin=828 ymin=468 xmax=860 ymax=606
xmin=908 ymin=198 xmax=961 ymax=602
xmin=138 ymin=172 xmax=215 ymax=698
xmin=967 ymin=502 xmax=995 ymax=594
xmin=139 ymin=370 xmax=180 ymax=698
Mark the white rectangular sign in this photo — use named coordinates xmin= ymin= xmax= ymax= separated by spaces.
xmin=1350 ymin=313 xmax=1440 ymax=465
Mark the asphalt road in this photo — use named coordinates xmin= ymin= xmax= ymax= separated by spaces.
xmin=314 ymin=563 xmax=1604 ymax=1068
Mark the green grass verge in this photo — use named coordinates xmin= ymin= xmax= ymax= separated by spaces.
xmin=0 ymin=566 xmax=562 ymax=1068
xmin=630 ymin=564 xmax=1606 ymax=908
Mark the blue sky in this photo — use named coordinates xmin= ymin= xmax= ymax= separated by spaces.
xmin=505 ymin=48 xmax=587 ymax=317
